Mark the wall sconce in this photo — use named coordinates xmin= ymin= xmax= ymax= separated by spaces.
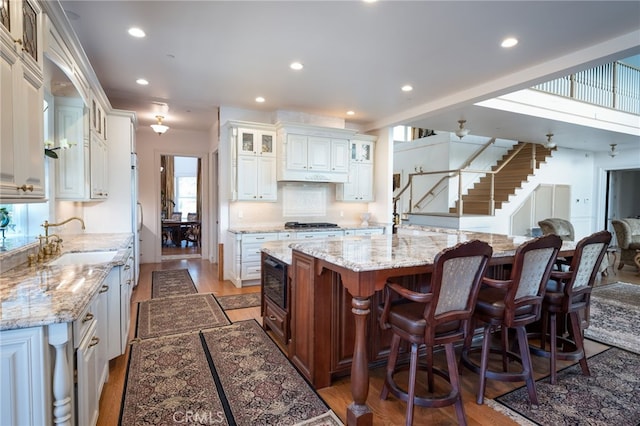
xmin=544 ymin=133 xmax=557 ymax=149
xmin=609 ymin=143 xmax=617 ymax=158
xmin=455 ymin=120 xmax=469 ymax=139
xmin=150 ymin=115 xmax=169 ymax=135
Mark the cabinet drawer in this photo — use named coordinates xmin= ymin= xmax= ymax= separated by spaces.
xmin=241 ymin=262 xmax=262 ymax=280
xmin=295 ymin=230 xmax=344 ymax=239
xmin=73 ymin=298 xmax=97 ymax=348
xmin=242 ymin=242 xmax=267 ymax=262
xmin=242 ymin=233 xmax=278 ymax=244
xmin=264 ymin=299 xmax=288 ymax=345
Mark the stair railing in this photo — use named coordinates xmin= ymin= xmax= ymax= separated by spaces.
xmin=395 ymin=140 xmax=542 ymax=218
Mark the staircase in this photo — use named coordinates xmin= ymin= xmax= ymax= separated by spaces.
xmin=450 ymin=142 xmax=554 ymax=215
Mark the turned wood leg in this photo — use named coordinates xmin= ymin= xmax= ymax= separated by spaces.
xmin=347 ymin=297 xmax=373 ymax=426
xmin=48 ymin=323 xmax=72 ymax=426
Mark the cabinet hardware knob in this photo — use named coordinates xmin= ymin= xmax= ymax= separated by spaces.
xmin=99 ymin=285 xmax=109 ymax=293
xmin=18 ymin=184 xmax=34 ymax=192
xmin=14 ymin=38 xmax=22 ymax=45
xmin=83 ymin=312 xmax=94 ymax=323
xmin=268 ymin=315 xmax=277 ymax=321
xmin=124 ymin=265 xmax=131 ymax=270
xmin=89 ymin=337 xmax=100 ymax=347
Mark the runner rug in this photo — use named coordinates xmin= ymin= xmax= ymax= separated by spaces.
xmin=136 ymin=293 xmax=230 ymax=340
xmin=216 ymin=292 xmax=261 ymax=310
xmin=151 ymin=269 xmax=198 ymax=298
xmin=120 ymin=320 xmax=341 ymax=425
xmin=584 ymin=281 xmax=640 ymax=354
xmin=201 ymin=320 xmax=332 ymax=425
xmin=487 ymin=347 xmax=640 ymax=425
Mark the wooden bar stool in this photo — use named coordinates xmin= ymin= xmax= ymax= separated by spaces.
xmin=531 ymin=230 xmax=612 ymax=384
xmin=460 ymin=234 xmax=562 ymax=405
xmin=378 ymin=239 xmax=493 ymax=425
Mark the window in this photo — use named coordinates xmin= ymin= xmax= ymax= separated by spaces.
xmin=175 ymin=176 xmax=197 ymax=220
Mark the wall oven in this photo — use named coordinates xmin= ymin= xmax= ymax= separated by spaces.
xmin=262 ymin=255 xmax=288 ymax=311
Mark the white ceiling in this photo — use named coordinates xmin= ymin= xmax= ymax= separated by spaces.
xmin=55 ymin=1 xmax=640 ymax=152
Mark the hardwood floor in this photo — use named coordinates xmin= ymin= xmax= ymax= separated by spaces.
xmin=97 ymin=258 xmax=639 ymax=426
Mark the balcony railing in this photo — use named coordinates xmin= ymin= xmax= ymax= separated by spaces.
xmin=533 ymin=61 xmax=640 ymax=115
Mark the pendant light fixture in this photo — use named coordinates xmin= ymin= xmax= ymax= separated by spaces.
xmin=455 ymin=120 xmax=469 ymax=139
xmin=151 ymin=115 xmax=169 ymax=135
xmin=545 ymin=133 xmax=556 ymax=149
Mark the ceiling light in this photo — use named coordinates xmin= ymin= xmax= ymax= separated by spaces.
xmin=136 ymin=78 xmax=149 ymax=85
xmin=290 ymin=62 xmax=304 ymax=71
xmin=501 ymin=37 xmax=518 ymax=48
xmin=255 ymin=96 xmax=265 ymax=103
xmin=545 ymin=133 xmax=557 ymax=149
xmin=455 ymin=120 xmax=469 ymax=139
xmin=609 ymin=143 xmax=617 ymax=158
xmin=150 ymin=115 xmax=169 ymax=135
xmin=346 ymin=110 xmax=355 ymax=116
xmin=128 ymin=27 xmax=146 ymax=38
xmin=401 ymin=85 xmax=413 ymax=92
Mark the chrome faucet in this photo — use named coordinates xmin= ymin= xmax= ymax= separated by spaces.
xmin=42 ymin=217 xmax=85 ymax=243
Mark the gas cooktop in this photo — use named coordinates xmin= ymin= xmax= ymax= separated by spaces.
xmin=284 ymin=222 xmax=339 ymax=229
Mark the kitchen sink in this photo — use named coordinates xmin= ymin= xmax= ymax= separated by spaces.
xmin=47 ymin=250 xmax=118 ymax=266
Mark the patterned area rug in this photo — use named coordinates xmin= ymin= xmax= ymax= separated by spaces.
xmin=216 ymin=292 xmax=261 ymax=310
xmin=151 ymin=269 xmax=197 ymax=298
xmin=201 ymin=320 xmax=331 ymax=425
xmin=585 ymin=282 xmax=640 ymax=354
xmin=120 ymin=333 xmax=228 ymax=425
xmin=488 ymin=347 xmax=640 ymax=425
xmin=136 ymin=294 xmax=230 ymax=340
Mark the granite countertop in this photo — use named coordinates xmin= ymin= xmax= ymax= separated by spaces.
xmin=0 ymin=233 xmax=133 ymax=331
xmin=285 ymin=228 xmax=576 ymax=272
xmin=228 ymin=224 xmax=385 ymax=234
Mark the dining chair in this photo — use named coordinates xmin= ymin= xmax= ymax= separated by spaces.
xmin=531 ymin=230 xmax=611 ymax=385
xmin=460 ymin=233 xmax=562 ymax=405
xmin=171 ymin=212 xmax=182 ymax=221
xmin=187 ymin=212 xmax=198 ymax=221
xmin=378 ymin=239 xmax=493 ymax=426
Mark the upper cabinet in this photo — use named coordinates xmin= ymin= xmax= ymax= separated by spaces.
xmin=336 ymin=135 xmax=377 ymax=202
xmin=0 ymin=0 xmax=45 ymax=201
xmin=229 ymin=122 xmax=277 ymax=201
xmin=276 ymin=122 xmax=355 ymax=183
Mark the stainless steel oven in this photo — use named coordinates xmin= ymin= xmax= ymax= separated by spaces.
xmin=262 ymin=255 xmax=287 ymax=310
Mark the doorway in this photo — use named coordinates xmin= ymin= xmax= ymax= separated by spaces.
xmin=160 ymin=155 xmax=202 ymax=260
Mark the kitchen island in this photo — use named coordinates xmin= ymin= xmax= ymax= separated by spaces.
xmin=278 ymin=228 xmax=576 ymax=426
xmin=0 ymin=233 xmax=134 ymax=426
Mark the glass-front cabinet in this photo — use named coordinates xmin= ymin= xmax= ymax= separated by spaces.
xmin=238 ymin=128 xmax=275 ymax=157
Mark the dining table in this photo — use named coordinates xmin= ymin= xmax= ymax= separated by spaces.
xmin=161 ymin=219 xmax=200 ymax=247
xmin=288 ymin=227 xmax=577 ymax=426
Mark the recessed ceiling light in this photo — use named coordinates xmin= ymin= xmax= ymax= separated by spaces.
xmin=501 ymin=37 xmax=518 ymax=48
xmin=136 ymin=78 xmax=149 ymax=86
xmin=128 ymin=27 xmax=146 ymax=38
xmin=401 ymin=85 xmax=413 ymax=92
xmin=346 ymin=110 xmax=355 ymax=116
xmin=290 ymin=62 xmax=304 ymax=71
xmin=255 ymin=96 xmax=265 ymax=103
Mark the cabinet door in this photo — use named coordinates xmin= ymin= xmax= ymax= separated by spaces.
xmin=286 ymin=134 xmax=308 ymax=170
xmin=0 ymin=327 xmax=48 ymax=426
xmin=259 ymin=131 xmax=276 ymax=157
xmin=352 ymin=140 xmax=374 ymax=163
xmin=238 ymin=128 xmax=257 ymax=155
xmin=307 ymin=137 xmax=330 ymax=171
xmin=237 ymin=155 xmax=259 ymax=200
xmin=55 ymin=101 xmax=88 ymax=199
xmin=17 ymin=63 xmax=44 ymax=198
xmin=357 ymin=162 xmax=374 ymax=201
xmin=104 ymin=268 xmax=121 ymax=360
xmin=96 ymin=284 xmax=110 ymax=387
xmin=330 ymin=139 xmax=350 ymax=173
xmin=257 ymin=156 xmax=277 ymax=200
xmin=90 ymin=135 xmax=108 ymax=198
xmin=76 ymin=322 xmax=100 ymax=426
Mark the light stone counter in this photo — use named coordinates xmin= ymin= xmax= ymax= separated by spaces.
xmin=0 ymin=233 xmax=133 ymax=331
xmin=288 ymin=228 xmax=577 ymax=272
xmin=228 ymin=224 xmax=385 ymax=234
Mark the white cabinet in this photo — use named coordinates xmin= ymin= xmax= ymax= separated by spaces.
xmin=230 ymin=232 xmax=278 ymax=287
xmin=119 ymin=250 xmax=134 ymax=354
xmin=295 ymin=230 xmax=344 ymax=239
xmin=0 ymin=327 xmax=48 ymax=426
xmin=276 ymin=122 xmax=355 ymax=183
xmin=229 ymin=123 xmax=277 ymax=201
xmin=55 ymin=97 xmax=90 ymax=199
xmin=344 ymin=228 xmax=384 ymax=236
xmin=337 ymin=136 xmax=376 ymax=202
xmin=76 ymin=320 xmax=100 ymax=426
xmin=0 ymin=0 xmax=45 ymax=202
xmin=90 ymin=133 xmax=109 ymax=199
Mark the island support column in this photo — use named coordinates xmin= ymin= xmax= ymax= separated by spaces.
xmin=347 ymin=296 xmax=373 ymax=426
